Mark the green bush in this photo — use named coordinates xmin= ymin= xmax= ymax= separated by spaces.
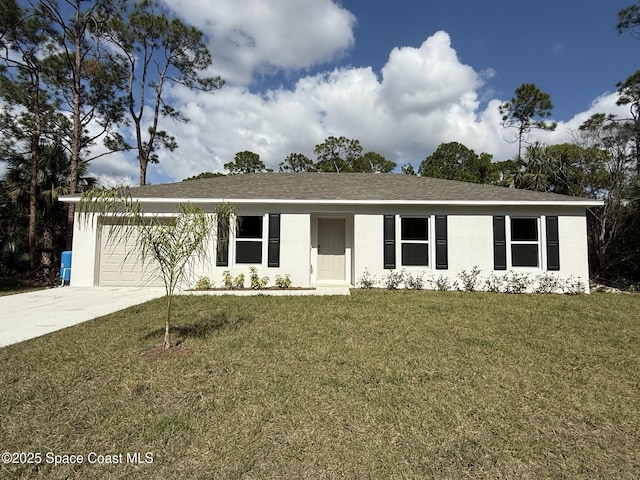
xmin=193 ymin=276 xmax=212 ymax=290
xmin=249 ymin=267 xmax=269 ymax=289
xmin=274 ymin=274 xmax=292 ymax=289
xmin=357 ymin=268 xmax=377 ymax=289
xmin=233 ymin=273 xmax=245 ymax=289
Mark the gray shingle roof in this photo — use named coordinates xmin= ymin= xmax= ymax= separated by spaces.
xmin=77 ymin=173 xmax=602 ymax=204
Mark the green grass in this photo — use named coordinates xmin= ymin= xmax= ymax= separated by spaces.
xmin=1 ymin=291 xmax=639 ymax=479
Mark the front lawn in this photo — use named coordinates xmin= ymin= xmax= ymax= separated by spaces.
xmin=1 ymin=291 xmax=638 ymax=479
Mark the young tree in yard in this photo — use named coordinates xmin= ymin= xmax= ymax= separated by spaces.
xmin=104 ymin=0 xmax=224 ymax=185
xmin=78 ymin=189 xmax=234 ymax=349
xmin=499 ymin=83 xmax=557 ymax=160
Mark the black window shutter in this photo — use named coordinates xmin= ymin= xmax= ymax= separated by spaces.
xmin=546 ymin=216 xmax=560 ymax=271
xmin=268 ymin=214 xmax=280 ymax=267
xmin=435 ymin=215 xmax=448 ymax=269
xmin=493 ymin=216 xmax=507 ymax=270
xmin=216 ymin=220 xmax=229 ymax=267
xmin=383 ymin=215 xmax=396 ymax=269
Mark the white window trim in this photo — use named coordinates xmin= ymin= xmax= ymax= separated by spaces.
xmin=398 ymin=215 xmax=431 ymax=268
xmin=233 ymin=214 xmax=266 ymax=266
xmin=508 ymin=216 xmax=541 ymax=269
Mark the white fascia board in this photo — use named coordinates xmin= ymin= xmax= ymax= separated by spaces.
xmin=60 ymin=196 xmax=603 ymax=207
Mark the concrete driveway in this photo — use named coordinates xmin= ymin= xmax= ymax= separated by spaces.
xmin=0 ymin=286 xmax=165 ymax=348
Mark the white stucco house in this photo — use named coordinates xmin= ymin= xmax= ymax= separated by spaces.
xmin=61 ymin=173 xmax=602 ymax=291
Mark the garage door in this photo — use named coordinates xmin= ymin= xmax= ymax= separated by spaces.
xmin=99 ymin=225 xmax=163 ymax=287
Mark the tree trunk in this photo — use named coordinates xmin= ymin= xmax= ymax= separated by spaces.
xmin=28 ymin=71 xmax=42 ymax=270
xmin=66 ymin=2 xmax=83 ymax=250
xmin=162 ymin=294 xmax=173 ymax=350
xmin=163 ymin=294 xmax=172 ymax=349
xmin=40 ymin=225 xmax=53 ymax=272
xmin=29 ymin=133 xmax=38 ymax=270
xmin=139 ymin=158 xmax=147 ymax=186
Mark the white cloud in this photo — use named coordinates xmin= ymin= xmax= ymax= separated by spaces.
xmin=86 ymin=28 xmax=628 ymax=183
xmin=523 ymin=92 xmax=628 ymax=148
xmin=379 ymin=32 xmax=480 ymax=116
xmin=133 ymin=30 xmax=509 ymax=181
xmin=160 ymin=0 xmax=356 ymax=85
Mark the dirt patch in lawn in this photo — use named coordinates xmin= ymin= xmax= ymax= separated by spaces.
xmin=140 ymin=343 xmax=193 ymax=362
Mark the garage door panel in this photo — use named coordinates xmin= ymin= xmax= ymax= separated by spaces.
xmin=99 ymin=225 xmax=163 ymax=287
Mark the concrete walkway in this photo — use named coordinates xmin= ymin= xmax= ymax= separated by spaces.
xmin=0 ymin=287 xmax=165 ymax=348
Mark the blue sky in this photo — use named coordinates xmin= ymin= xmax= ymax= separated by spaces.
xmin=342 ymin=0 xmax=636 ymax=120
xmin=79 ymin=1 xmax=640 ymax=184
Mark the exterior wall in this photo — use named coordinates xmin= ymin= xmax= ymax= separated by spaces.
xmin=352 ymin=205 xmax=591 ymax=291
xmin=68 ymin=201 xmax=593 ymax=292
xmin=69 ymin=213 xmax=99 ymax=287
xmin=193 ymin=212 xmax=312 ymax=288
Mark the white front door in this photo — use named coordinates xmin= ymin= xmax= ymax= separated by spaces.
xmin=317 ymin=218 xmax=346 ymax=281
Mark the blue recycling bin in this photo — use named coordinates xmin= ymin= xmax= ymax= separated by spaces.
xmin=60 ymin=251 xmax=72 ymax=285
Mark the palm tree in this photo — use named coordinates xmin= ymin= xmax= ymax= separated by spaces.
xmin=2 ymin=143 xmax=95 ymax=279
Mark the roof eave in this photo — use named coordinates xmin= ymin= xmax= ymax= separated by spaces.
xmin=59 ymin=196 xmax=604 ymax=207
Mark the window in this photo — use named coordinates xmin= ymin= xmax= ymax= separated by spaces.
xmin=236 ymin=216 xmax=263 ymax=264
xmin=401 ymin=217 xmax=429 ymax=266
xmin=510 ymin=218 xmax=539 ymax=267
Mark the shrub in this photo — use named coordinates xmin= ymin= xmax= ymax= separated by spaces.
xmin=565 ymin=276 xmax=586 ymax=295
xmin=458 ymin=266 xmax=481 ymax=292
xmin=430 ymin=274 xmax=456 ymax=291
xmin=249 ymin=267 xmax=269 ymax=289
xmin=484 ymin=273 xmax=506 ymax=293
xmin=233 ymin=273 xmax=245 ymax=289
xmin=193 ymin=276 xmax=212 ymax=290
xmin=383 ymin=270 xmax=404 ymax=290
xmin=404 ymin=271 xmax=425 ymax=290
xmin=222 ymin=271 xmax=233 ymax=289
xmin=274 ymin=274 xmax=292 ymax=289
xmin=535 ymin=272 xmax=563 ymax=294
xmin=357 ymin=268 xmax=377 ymax=289
xmin=504 ymin=271 xmax=533 ymax=294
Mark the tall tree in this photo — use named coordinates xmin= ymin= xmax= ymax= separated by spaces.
xmin=499 ymin=83 xmax=557 ymax=159
xmin=104 ymin=0 xmax=224 ymax=185
xmin=616 ymin=69 xmax=640 ymax=172
xmin=353 ymin=151 xmax=396 ymax=173
xmin=37 ymin=0 xmax=128 ymax=249
xmin=401 ymin=163 xmax=416 ymax=175
xmin=0 ymin=0 xmax=56 ymax=268
xmin=577 ymin=113 xmax=635 ymax=281
xmin=182 ymin=171 xmax=224 ymax=181
xmin=617 ymin=2 xmax=640 ymax=38
xmin=418 ymin=141 xmax=493 ymax=183
xmin=224 ymin=151 xmax=269 ymax=174
xmin=3 ymin=143 xmax=95 ymax=277
xmin=314 ymin=136 xmax=363 ymax=172
xmin=279 ymin=153 xmax=315 ymax=172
